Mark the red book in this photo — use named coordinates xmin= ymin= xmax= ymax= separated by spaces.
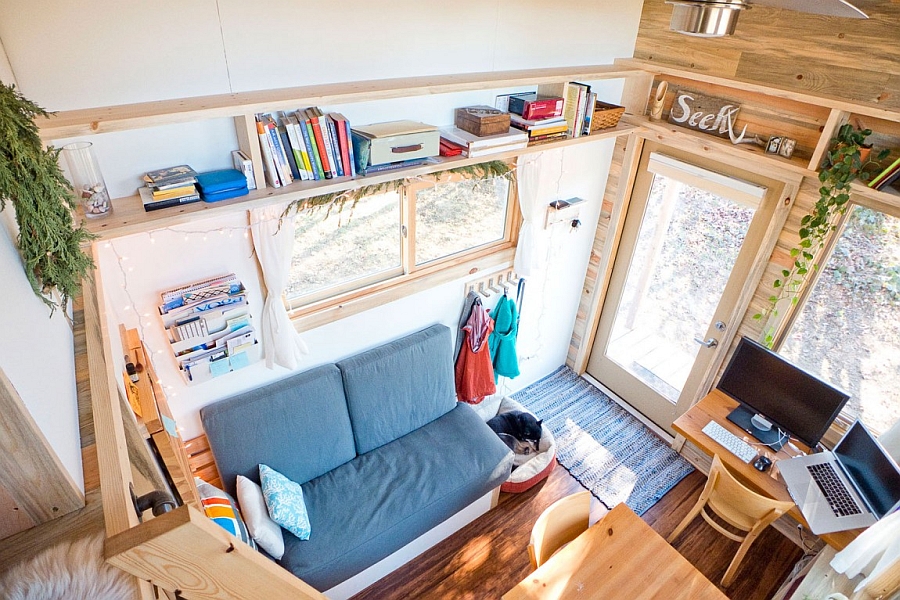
xmin=307 ymin=110 xmax=332 ymax=176
xmin=330 ymin=113 xmax=353 ymax=177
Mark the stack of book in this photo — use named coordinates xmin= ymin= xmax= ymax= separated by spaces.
xmin=159 ymin=273 xmax=258 ymax=384
xmin=868 ymin=156 xmax=900 ymax=194
xmin=255 ymin=108 xmax=356 ymax=188
xmin=140 ymin=165 xmax=200 ymax=211
xmin=509 ymin=114 xmax=569 ymax=145
xmin=439 ymin=127 xmax=528 ymax=158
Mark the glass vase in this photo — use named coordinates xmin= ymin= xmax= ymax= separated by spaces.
xmin=62 ymin=141 xmax=112 ymax=218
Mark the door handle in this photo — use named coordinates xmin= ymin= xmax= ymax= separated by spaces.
xmin=694 ymin=336 xmax=718 ymax=348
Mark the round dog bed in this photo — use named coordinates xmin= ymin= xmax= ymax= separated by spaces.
xmin=493 ymin=397 xmax=556 ymax=493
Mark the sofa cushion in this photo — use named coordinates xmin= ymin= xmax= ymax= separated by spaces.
xmin=337 ymin=324 xmax=457 ymax=455
xmin=201 ymin=364 xmax=356 ymax=497
xmin=279 ymin=402 xmax=514 ymax=591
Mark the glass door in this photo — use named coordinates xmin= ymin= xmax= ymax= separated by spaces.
xmin=587 ymin=143 xmax=785 ymax=432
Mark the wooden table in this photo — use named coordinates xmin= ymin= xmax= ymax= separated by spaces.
xmin=672 ymin=389 xmax=860 ymax=549
xmin=503 ymin=504 xmax=727 ymax=600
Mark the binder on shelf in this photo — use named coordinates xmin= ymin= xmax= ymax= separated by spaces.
xmin=159 ymin=273 xmax=260 ymax=384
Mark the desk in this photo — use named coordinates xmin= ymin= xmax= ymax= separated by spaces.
xmin=672 ymin=390 xmax=860 ymax=550
xmin=503 ymin=504 xmax=727 ymax=600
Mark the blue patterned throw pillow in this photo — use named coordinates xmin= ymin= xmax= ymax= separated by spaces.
xmin=259 ymin=464 xmax=311 ymax=540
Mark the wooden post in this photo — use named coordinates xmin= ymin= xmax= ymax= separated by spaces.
xmin=106 ymin=505 xmax=328 ymax=600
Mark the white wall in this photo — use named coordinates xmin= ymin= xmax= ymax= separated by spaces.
xmin=0 ymin=212 xmax=83 ymax=492
xmin=0 ymin=0 xmax=642 ymax=447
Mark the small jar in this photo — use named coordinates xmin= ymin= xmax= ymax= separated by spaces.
xmin=62 ymin=141 xmax=112 ymax=218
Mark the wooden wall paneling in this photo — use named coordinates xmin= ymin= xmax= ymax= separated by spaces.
xmin=568 ymin=134 xmax=644 ymax=373
xmin=620 ymin=71 xmax=655 ymax=117
xmin=0 ymin=484 xmax=36 ymax=540
xmin=184 ymin=435 xmax=222 ymax=490
xmin=0 ymin=366 xmax=84 ymax=524
xmin=105 ymin=505 xmax=327 ymax=600
xmin=634 ymin=0 xmax=900 ymax=111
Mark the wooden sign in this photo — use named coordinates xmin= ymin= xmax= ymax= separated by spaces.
xmin=668 ymin=89 xmax=744 ymax=140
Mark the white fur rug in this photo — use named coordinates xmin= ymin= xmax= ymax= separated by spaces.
xmin=0 ymin=533 xmax=133 ymax=600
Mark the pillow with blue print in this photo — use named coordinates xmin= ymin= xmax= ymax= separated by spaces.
xmin=259 ymin=464 xmax=311 ymax=540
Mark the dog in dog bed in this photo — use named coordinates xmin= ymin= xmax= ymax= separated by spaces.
xmin=487 ymin=410 xmax=543 ymax=468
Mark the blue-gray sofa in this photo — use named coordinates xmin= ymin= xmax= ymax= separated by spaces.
xmin=200 ymin=324 xmax=514 ymax=593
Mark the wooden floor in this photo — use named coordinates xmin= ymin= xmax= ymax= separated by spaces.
xmin=352 ymin=464 xmax=804 ymax=600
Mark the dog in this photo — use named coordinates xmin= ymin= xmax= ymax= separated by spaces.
xmin=487 ymin=410 xmax=543 ymax=468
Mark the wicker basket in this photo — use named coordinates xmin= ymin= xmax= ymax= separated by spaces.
xmin=590 ymin=100 xmax=626 ymax=132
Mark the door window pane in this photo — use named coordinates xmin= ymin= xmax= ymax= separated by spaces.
xmin=780 ymin=205 xmax=900 ymax=434
xmin=606 ymin=174 xmax=755 ymax=402
xmin=415 ymin=177 xmax=509 ymax=265
xmin=286 ymin=191 xmax=401 ymax=300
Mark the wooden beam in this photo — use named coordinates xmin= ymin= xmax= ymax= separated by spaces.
xmin=106 ymin=505 xmax=327 ymax=600
xmin=0 ymin=366 xmax=84 ymax=523
xmin=82 ymin=259 xmax=141 ymax=537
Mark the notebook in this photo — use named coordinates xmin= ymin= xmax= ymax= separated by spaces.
xmin=779 ymin=420 xmax=900 ymax=534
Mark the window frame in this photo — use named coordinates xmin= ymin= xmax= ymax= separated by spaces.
xmin=285 ymin=163 xmax=520 ymax=327
xmin=772 ymin=190 xmax=900 ymax=441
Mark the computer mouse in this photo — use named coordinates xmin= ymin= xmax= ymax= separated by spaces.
xmin=753 ymin=456 xmax=772 ymax=472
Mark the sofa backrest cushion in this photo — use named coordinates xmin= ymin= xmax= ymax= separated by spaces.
xmin=200 ymin=364 xmax=356 ymax=497
xmin=337 ymin=324 xmax=457 ymax=455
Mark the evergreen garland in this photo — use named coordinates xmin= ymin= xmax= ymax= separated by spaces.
xmin=281 ymin=159 xmax=513 ymax=220
xmin=0 ymin=81 xmax=95 ymax=314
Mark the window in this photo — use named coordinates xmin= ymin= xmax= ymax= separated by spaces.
xmin=286 ymin=167 xmax=518 ymax=313
xmin=779 ymin=204 xmax=900 ymax=435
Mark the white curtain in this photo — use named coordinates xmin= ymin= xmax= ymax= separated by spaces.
xmin=250 ymin=202 xmax=308 ymax=370
xmin=514 ymin=152 xmax=550 ymax=278
xmin=831 ymin=509 xmax=900 ymax=594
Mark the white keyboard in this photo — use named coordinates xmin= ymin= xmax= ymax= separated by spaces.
xmin=701 ymin=421 xmax=757 ymax=463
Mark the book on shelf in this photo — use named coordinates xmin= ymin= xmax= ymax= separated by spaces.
xmin=439 ymin=126 xmax=529 ymax=152
xmin=509 ymin=113 xmax=566 ymax=129
xmin=231 ymin=150 xmax=256 ymax=191
xmin=297 ymin=110 xmax=325 ymax=180
xmin=288 ymin=115 xmax=315 ymax=179
xmin=263 ymin=114 xmax=293 ymax=185
xmin=255 ymin=117 xmax=282 ymax=188
xmin=869 ymin=156 xmax=900 ymax=189
xmin=527 ymin=131 xmax=569 ymax=145
xmin=278 ymin=123 xmax=302 ymax=181
xmin=280 ymin=113 xmax=311 ymax=181
xmin=143 ymin=164 xmax=197 ymax=186
xmin=359 ymin=157 xmax=433 ymax=175
xmin=329 ymin=113 xmax=354 ymax=178
xmin=440 ymin=137 xmax=466 ymax=157
xmin=151 ymin=184 xmax=197 ymax=200
xmin=342 ymin=117 xmax=357 ymax=178
xmin=139 ymin=186 xmax=200 ymax=211
xmin=507 ymin=93 xmax=565 ymax=121
xmin=468 ymin=140 xmax=528 ymax=158
xmin=325 ymin=115 xmax=344 ymax=177
xmin=305 ymin=108 xmax=334 ymax=178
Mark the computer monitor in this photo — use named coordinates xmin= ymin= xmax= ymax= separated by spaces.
xmin=716 ymin=337 xmax=850 ymax=451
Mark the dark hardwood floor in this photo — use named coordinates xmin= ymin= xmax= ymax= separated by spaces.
xmin=352 ymin=463 xmax=804 ymax=600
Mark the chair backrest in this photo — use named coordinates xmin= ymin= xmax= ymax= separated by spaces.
xmin=706 ymin=455 xmax=794 ymax=532
xmin=528 ymin=490 xmax=591 ymax=570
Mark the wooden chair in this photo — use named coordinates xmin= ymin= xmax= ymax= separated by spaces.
xmin=528 ymin=490 xmax=591 ymax=570
xmin=667 ymin=454 xmax=794 ymax=587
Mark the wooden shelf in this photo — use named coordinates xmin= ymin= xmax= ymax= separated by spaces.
xmin=81 ymin=122 xmax=639 ymax=239
xmin=616 ymin=58 xmax=900 ymax=124
xmin=850 ymin=180 xmax=900 ymax=212
xmin=627 ymin=115 xmax=813 ymax=177
xmin=39 ymin=65 xmax=644 ymax=141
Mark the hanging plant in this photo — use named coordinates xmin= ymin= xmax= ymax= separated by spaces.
xmin=753 ymin=124 xmax=888 ymax=345
xmin=280 ymin=159 xmax=513 ymax=220
xmin=0 ymin=81 xmax=95 ymax=314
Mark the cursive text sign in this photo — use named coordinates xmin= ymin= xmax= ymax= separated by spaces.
xmin=668 ymin=90 xmax=743 ymax=140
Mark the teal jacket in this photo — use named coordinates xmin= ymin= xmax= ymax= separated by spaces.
xmin=489 ymin=295 xmax=520 ymax=381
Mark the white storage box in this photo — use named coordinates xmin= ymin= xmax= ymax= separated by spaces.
xmin=351 ymin=120 xmax=440 ymax=166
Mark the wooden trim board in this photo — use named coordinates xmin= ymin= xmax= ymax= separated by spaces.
xmin=0 ymin=367 xmax=84 ymax=524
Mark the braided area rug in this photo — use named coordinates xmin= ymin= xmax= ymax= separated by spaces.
xmin=512 ymin=366 xmax=694 ymax=515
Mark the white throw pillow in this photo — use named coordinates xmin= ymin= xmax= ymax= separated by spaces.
xmin=236 ymin=475 xmax=285 ymax=559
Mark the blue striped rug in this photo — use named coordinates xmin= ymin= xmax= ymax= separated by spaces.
xmin=512 ymin=366 xmax=694 ymax=515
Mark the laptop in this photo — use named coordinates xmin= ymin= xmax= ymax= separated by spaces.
xmin=779 ymin=420 xmax=900 ymax=535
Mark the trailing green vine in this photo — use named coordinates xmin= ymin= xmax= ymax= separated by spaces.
xmin=0 ymin=81 xmax=95 ymax=314
xmin=280 ymin=159 xmax=513 ymax=220
xmin=753 ymin=124 xmax=888 ymax=346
